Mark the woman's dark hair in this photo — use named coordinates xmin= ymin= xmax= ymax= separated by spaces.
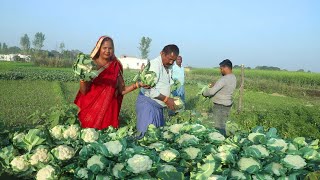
xmin=93 ymin=37 xmax=114 ymax=60
xmin=219 ymin=59 xmax=233 ymax=69
xmin=162 ymin=44 xmax=179 ymax=56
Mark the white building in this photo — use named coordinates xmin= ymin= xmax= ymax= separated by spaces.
xmin=0 ymin=54 xmax=31 ymax=62
xmin=118 ymin=55 xmax=148 ymax=70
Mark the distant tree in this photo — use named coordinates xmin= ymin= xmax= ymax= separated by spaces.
xmin=33 ymin=32 xmax=46 ymax=50
xmin=2 ymin=43 xmax=8 ymax=53
xmin=49 ymin=50 xmax=60 ymax=58
xmin=8 ymin=46 xmax=21 ymax=54
xmin=20 ymin=34 xmax=31 ymax=52
xmin=297 ymin=69 xmax=305 ymax=72
xmin=307 ymin=70 xmax=311 ymax=73
xmin=233 ymin=65 xmax=241 ymax=69
xmin=0 ymin=42 xmax=2 ymax=53
xmin=138 ymin=36 xmax=152 ymax=59
xmin=59 ymin=42 xmax=65 ymax=53
xmin=255 ymin=66 xmax=281 ymax=71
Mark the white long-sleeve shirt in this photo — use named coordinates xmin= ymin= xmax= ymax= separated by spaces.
xmin=140 ymin=56 xmax=173 ymax=106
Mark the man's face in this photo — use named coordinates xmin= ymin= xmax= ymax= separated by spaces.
xmin=176 ymin=56 xmax=182 ymax=66
xmin=220 ymin=66 xmax=227 ymax=75
xmin=161 ymin=52 xmax=178 ymax=68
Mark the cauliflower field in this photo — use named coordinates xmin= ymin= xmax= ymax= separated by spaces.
xmin=0 ymin=107 xmax=320 ymax=180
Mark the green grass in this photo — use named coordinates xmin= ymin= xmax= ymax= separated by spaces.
xmin=0 ymin=80 xmax=65 ymax=126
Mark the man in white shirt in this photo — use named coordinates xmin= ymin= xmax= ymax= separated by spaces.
xmin=136 ymin=44 xmax=179 ymax=137
xmin=172 ymin=56 xmax=185 ymax=103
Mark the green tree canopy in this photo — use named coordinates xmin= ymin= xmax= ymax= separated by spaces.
xmin=2 ymin=43 xmax=8 ymax=54
xmin=33 ymin=32 xmax=46 ymax=50
xmin=138 ymin=36 xmax=152 ymax=59
xmin=59 ymin=42 xmax=65 ymax=53
xmin=20 ymin=34 xmax=31 ymax=52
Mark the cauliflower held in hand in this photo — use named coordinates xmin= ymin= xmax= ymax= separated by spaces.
xmin=238 ymin=157 xmax=261 ymax=174
xmin=51 ymin=145 xmax=75 ymax=160
xmin=104 ymin=140 xmax=123 ymax=155
xmin=127 ymin=154 xmax=153 ymax=174
xmin=36 ymin=165 xmax=57 ymax=180
xmin=282 ymin=154 xmax=307 ymax=170
xmin=81 ymin=128 xmax=99 ymax=143
xmin=10 ymin=155 xmax=29 ymax=172
xmin=50 ymin=125 xmax=64 ymax=140
xmin=63 ymin=124 xmax=80 ymax=140
xmin=30 ymin=148 xmax=50 ymax=166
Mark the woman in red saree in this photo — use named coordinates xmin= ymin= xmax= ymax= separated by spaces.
xmin=74 ymin=36 xmax=142 ymax=130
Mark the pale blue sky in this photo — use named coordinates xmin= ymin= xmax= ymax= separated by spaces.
xmin=1 ymin=0 xmax=319 ymax=72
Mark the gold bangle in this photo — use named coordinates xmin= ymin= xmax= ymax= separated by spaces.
xmin=136 ymin=82 xmax=140 ymax=88
xmin=163 ymin=96 xmax=168 ymax=103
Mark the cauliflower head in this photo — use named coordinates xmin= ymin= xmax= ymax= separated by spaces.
xmin=159 ymin=149 xmax=179 ymax=162
xmin=238 ymin=157 xmax=261 ymax=174
xmin=36 ymin=165 xmax=56 ymax=180
xmin=104 ymin=140 xmax=123 ymax=155
xmin=52 ymin=145 xmax=75 ymax=160
xmin=63 ymin=124 xmax=80 ymax=140
xmin=127 ymin=154 xmax=153 ymax=174
xmin=112 ymin=163 xmax=124 ymax=178
xmin=81 ymin=128 xmax=99 ymax=143
xmin=11 ymin=155 xmax=29 ymax=172
xmin=30 ymin=148 xmax=50 ymax=165
xmin=282 ymin=154 xmax=306 ymax=170
xmin=208 ymin=132 xmax=225 ymax=143
xmin=177 ymin=133 xmax=199 ymax=146
xmin=183 ymin=147 xmax=201 ymax=160
xmin=50 ymin=125 xmax=64 ymax=140
xmin=169 ymin=123 xmax=184 ymax=134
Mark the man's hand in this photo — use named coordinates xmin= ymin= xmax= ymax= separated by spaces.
xmin=209 ymin=83 xmax=215 ymax=88
xmin=165 ymin=97 xmax=175 ymax=111
xmin=138 ymin=82 xmax=151 ymax=89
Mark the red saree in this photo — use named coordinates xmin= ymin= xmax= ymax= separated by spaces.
xmin=74 ymin=59 xmax=123 ymax=129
